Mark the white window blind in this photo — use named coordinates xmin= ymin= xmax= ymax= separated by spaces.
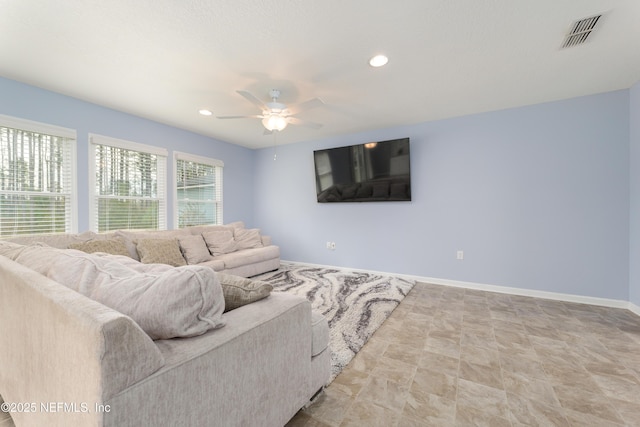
xmin=0 ymin=115 xmax=76 ymax=238
xmin=174 ymin=152 xmax=223 ymax=227
xmin=89 ymin=134 xmax=167 ymax=232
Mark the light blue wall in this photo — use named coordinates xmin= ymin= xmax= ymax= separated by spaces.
xmin=630 ymin=81 xmax=640 ymax=307
xmin=0 ymin=77 xmax=255 ymax=231
xmin=254 ymin=91 xmax=630 ymax=300
xmin=1 ymin=76 xmax=633 ymax=301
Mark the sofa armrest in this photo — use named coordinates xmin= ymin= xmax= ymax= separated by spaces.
xmin=261 ymin=235 xmax=272 ymax=246
xmin=0 ymin=256 xmax=164 ymax=427
xmin=104 ymin=292 xmax=316 ymax=427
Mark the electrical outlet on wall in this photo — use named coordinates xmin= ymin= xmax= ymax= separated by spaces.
xmin=456 ymin=250 xmax=464 ymax=260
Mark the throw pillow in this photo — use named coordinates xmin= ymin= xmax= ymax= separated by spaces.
xmin=136 ymin=238 xmax=187 ymax=266
xmin=178 ymin=235 xmax=212 ymax=264
xmin=114 ymin=229 xmax=185 ymax=260
xmin=233 ymin=228 xmax=263 ymax=250
xmin=4 ymin=245 xmax=225 ymax=340
xmin=69 ymin=238 xmax=130 ymax=256
xmin=217 ymin=273 xmax=273 ymax=312
xmin=202 ymin=230 xmax=237 ymax=256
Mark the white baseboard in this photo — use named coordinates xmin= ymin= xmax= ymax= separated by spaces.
xmin=281 ymin=260 xmax=638 ymax=313
xmin=629 ymin=302 xmax=640 ymax=316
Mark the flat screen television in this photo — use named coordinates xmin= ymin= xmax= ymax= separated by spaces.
xmin=314 ymin=137 xmax=411 ymax=203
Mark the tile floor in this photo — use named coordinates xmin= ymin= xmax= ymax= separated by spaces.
xmin=286 ymin=282 xmax=640 ymax=427
xmin=2 ymin=282 xmax=639 ymax=427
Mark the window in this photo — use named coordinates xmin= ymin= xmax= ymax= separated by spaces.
xmin=89 ymin=134 xmax=167 ymax=232
xmin=0 ymin=114 xmax=77 ymax=238
xmin=174 ymin=152 xmax=223 ymax=227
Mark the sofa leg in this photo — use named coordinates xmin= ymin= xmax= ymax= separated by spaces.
xmin=306 ymin=386 xmax=325 ymax=407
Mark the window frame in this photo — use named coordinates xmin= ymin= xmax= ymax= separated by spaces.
xmin=88 ymin=133 xmax=168 ymax=232
xmin=0 ymin=113 xmax=78 ymax=237
xmin=173 ymin=151 xmax=224 ymax=228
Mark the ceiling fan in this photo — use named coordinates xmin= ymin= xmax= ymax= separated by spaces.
xmin=217 ymin=89 xmax=324 ymax=133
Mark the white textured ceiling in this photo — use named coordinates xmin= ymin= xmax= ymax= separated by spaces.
xmin=1 ymin=0 xmax=639 ymax=149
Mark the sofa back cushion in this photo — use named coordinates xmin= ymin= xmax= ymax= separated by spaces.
xmin=0 ymin=243 xmax=225 ymax=340
xmin=178 ymin=234 xmax=213 ymax=264
xmin=114 ymin=229 xmax=188 ymax=260
xmin=233 ymin=228 xmax=264 ymax=250
xmin=68 ymin=238 xmax=130 ymax=256
xmin=185 ymin=224 xmax=234 ymax=236
xmin=135 ymin=238 xmax=187 ymax=266
xmin=5 ymin=230 xmax=98 ymax=249
xmin=202 ymin=229 xmax=237 ymax=256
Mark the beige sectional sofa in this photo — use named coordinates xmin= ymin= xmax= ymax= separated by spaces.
xmin=0 ymin=231 xmax=330 ymax=426
xmin=5 ymin=221 xmax=280 ymax=278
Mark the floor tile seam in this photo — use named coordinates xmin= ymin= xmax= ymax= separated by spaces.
xmin=355 ymin=382 xmax=409 ymax=418
xmin=584 ymin=363 xmax=640 ymax=385
xmin=589 ymin=373 xmax=640 ymax=406
xmin=608 ymin=402 xmax=635 ymax=427
xmin=550 ymin=382 xmax=628 ymax=424
xmin=503 ymin=391 xmax=562 ymax=427
xmin=310 ymin=413 xmax=341 ymax=427
xmin=502 ymin=380 xmax=565 ymax=414
xmin=371 ymin=356 xmax=418 ymax=385
xmin=493 ymin=342 xmax=510 ymax=398
xmin=326 ymin=395 xmax=354 ymax=427
xmin=451 ymin=345 xmax=462 ymax=426
xmin=537 ymin=354 xmax=597 ymax=389
xmin=395 ymin=373 xmax=416 ymax=424
xmin=562 ymin=401 xmax=629 ymax=426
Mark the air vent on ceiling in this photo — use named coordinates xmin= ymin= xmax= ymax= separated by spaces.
xmin=562 ymin=14 xmax=602 ymax=48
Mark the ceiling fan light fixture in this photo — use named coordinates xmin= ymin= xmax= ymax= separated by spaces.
xmin=369 ymin=54 xmax=388 ymax=67
xmin=262 ymin=113 xmax=288 ymax=131
xmin=198 ymin=109 xmax=213 ymax=116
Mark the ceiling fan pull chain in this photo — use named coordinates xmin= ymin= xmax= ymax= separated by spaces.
xmin=273 ymin=131 xmax=278 ymax=161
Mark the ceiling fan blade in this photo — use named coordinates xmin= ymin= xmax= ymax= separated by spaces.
xmin=287 ymin=97 xmax=324 ymax=115
xmin=287 ymin=117 xmax=323 ymax=129
xmin=216 ymin=115 xmax=263 ymax=119
xmin=263 ymin=128 xmax=273 ymax=136
xmin=237 ymin=90 xmax=268 ymax=111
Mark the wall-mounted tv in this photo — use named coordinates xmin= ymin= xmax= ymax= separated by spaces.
xmin=314 ymin=137 xmax=411 ymax=203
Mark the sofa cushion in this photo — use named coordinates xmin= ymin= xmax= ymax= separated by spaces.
xmin=234 ymin=228 xmax=263 ymax=250
xmin=197 ymin=258 xmax=226 ymax=272
xmin=136 ymin=238 xmax=187 ymax=267
xmin=0 ymin=244 xmax=225 ymax=340
xmin=202 ymin=229 xmax=237 ymax=256
xmin=114 ymin=229 xmax=188 ymax=260
xmin=6 ymin=230 xmax=98 ymax=249
xmin=178 ymin=234 xmax=213 ymax=264
xmin=217 ymin=273 xmax=273 ymax=312
xmin=93 ymin=253 xmax=173 ymax=273
xmin=68 ymin=238 xmax=130 ymax=256
xmin=185 ymin=224 xmax=233 ymax=236
xmin=311 ymin=310 xmax=330 ymax=357
xmin=217 ymin=245 xmax=280 ymax=269
xmin=226 ymin=221 xmax=245 ymax=230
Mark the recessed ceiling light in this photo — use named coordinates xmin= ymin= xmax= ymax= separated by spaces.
xmin=198 ymin=109 xmax=213 ymax=116
xmin=369 ymin=54 xmax=388 ymax=67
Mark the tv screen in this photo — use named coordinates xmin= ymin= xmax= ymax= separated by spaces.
xmin=314 ymin=137 xmax=411 ymax=203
